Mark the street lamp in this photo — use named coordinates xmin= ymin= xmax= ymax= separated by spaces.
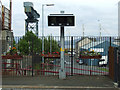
xmin=98 ymin=20 xmax=101 ymax=40
xmin=42 ymin=4 xmax=54 ymax=63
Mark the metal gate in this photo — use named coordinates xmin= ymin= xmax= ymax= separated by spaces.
xmin=109 ymin=46 xmax=120 ymax=87
xmin=2 ymin=35 xmax=120 ymax=76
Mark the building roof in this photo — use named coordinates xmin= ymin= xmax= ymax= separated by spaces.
xmin=81 ymin=40 xmax=104 ymax=49
xmin=76 ymin=37 xmax=96 ymax=44
xmin=81 ymin=40 xmax=118 ymax=50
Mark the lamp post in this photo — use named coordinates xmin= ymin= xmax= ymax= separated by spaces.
xmin=98 ymin=20 xmax=101 ymax=40
xmin=42 ymin=4 xmax=54 ymax=63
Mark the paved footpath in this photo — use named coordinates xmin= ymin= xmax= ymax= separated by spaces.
xmin=2 ymin=75 xmax=120 ymax=90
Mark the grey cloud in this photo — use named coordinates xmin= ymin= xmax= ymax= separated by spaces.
xmin=1 ymin=0 xmax=119 ymax=36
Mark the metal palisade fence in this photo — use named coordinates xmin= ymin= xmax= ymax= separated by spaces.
xmin=1 ymin=35 xmax=120 ymax=76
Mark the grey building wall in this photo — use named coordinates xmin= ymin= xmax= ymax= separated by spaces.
xmin=2 ymin=30 xmax=13 ymax=54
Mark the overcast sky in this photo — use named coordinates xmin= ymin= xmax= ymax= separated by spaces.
xmin=1 ymin=0 xmax=120 ymax=36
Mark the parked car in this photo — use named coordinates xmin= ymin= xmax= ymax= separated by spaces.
xmin=76 ymin=59 xmax=79 ymax=63
xmin=99 ymin=56 xmax=107 ymax=67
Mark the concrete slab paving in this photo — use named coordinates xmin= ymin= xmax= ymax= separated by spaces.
xmin=2 ymin=75 xmax=120 ymax=90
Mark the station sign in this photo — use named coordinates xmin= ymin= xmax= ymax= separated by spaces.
xmin=48 ymin=14 xmax=75 ymax=26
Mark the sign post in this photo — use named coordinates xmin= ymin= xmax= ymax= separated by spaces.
xmin=48 ymin=13 xmax=75 ymax=79
xmin=59 ymin=26 xmax=66 ymax=79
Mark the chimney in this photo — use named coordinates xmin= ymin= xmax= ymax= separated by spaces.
xmin=9 ymin=0 xmax=12 ymax=31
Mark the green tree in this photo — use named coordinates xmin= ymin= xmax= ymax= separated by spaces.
xmin=44 ymin=36 xmax=60 ymax=53
xmin=13 ymin=39 xmax=16 ymax=47
xmin=18 ymin=31 xmax=60 ymax=55
xmin=18 ymin=39 xmax=29 ymax=55
xmin=18 ymin=31 xmax=42 ymax=55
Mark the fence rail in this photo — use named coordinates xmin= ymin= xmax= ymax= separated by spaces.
xmin=2 ymin=36 xmax=120 ymax=76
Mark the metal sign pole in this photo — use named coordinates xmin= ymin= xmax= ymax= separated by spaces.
xmin=59 ymin=26 xmax=66 ymax=79
xmin=71 ymin=36 xmax=73 ymax=76
xmin=48 ymin=13 xmax=75 ymax=79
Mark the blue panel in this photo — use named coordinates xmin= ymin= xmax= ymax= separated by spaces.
xmin=83 ymin=59 xmax=99 ymax=66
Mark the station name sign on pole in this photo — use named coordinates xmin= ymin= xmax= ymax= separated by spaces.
xmin=48 ymin=14 xmax=75 ymax=79
xmin=48 ymin=14 xmax=74 ymax=26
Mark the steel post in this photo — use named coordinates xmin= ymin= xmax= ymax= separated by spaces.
xmin=71 ymin=36 xmax=73 ymax=76
xmin=42 ymin=5 xmax=44 ymax=64
xmin=59 ymin=26 xmax=66 ymax=79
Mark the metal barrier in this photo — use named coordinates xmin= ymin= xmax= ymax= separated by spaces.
xmin=2 ymin=36 xmax=120 ymax=76
xmin=2 ymin=62 xmax=108 ymax=76
xmin=118 ymin=47 xmax=120 ymax=87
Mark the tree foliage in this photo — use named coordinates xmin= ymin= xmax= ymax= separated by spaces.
xmin=18 ymin=31 xmax=60 ymax=55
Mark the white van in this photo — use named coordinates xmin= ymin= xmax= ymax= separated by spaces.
xmin=99 ymin=56 xmax=108 ymax=67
